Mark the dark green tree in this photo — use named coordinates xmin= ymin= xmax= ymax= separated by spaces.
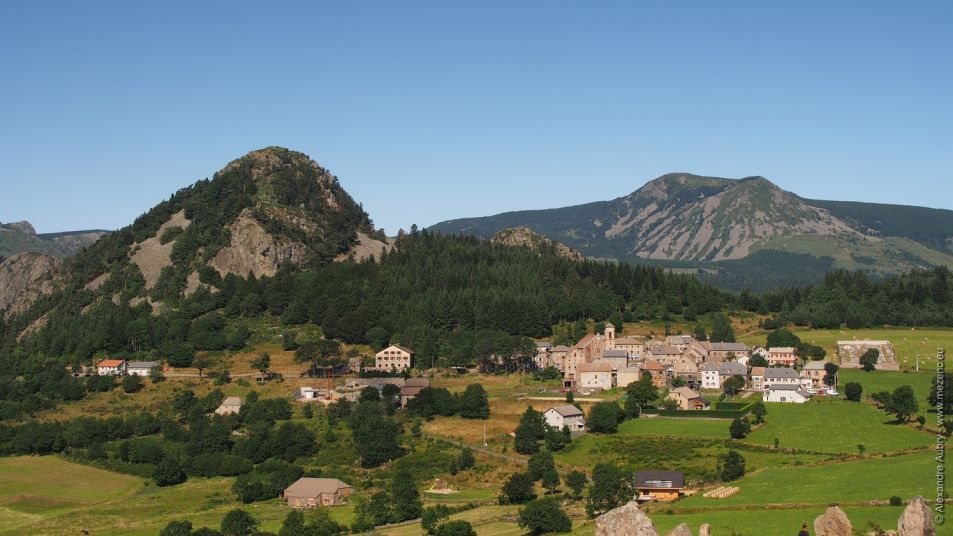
xmin=500 ymin=472 xmax=536 ymax=504
xmin=514 ymin=407 xmax=545 ymax=454
xmin=517 ymin=498 xmax=572 ymax=534
xmin=719 ymin=450 xmax=746 ymax=481
xmin=588 ymin=402 xmax=620 ymax=434
xmin=845 ymin=382 xmax=863 ymax=402
xmin=154 ymin=456 xmax=187 ymax=487
xmin=528 ymin=450 xmax=555 ymax=481
xmin=390 ymin=467 xmax=422 ymax=522
xmin=221 ymin=509 xmax=259 ymax=536
xmin=459 ymin=384 xmax=490 ymax=419
xmin=729 ymin=417 xmax=751 ymax=439
xmin=859 ymin=349 xmax=880 ymax=371
xmin=585 ymin=463 xmax=630 ymax=517
xmin=751 ymin=401 xmax=767 ymax=424
xmin=885 ymin=385 xmax=919 ymax=422
xmin=564 ymin=470 xmax=587 ymax=500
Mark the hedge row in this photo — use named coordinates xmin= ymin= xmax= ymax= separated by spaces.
xmin=642 ymin=408 xmax=751 ymax=419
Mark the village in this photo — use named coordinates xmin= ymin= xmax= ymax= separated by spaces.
xmin=85 ymin=325 xmax=909 ymax=511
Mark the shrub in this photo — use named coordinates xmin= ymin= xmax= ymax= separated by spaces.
xmin=517 ymin=498 xmax=572 ymax=534
xmin=889 ymin=495 xmax=903 ymax=506
xmin=588 ymin=402 xmax=620 ymax=434
xmin=845 ymin=382 xmax=863 ymax=402
xmin=500 ymin=472 xmax=536 ymax=504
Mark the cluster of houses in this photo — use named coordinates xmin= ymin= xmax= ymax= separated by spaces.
xmin=96 ymin=359 xmax=161 ymax=377
xmin=535 ymin=327 xmax=834 ymax=404
xmin=292 ymin=377 xmax=431 ymax=407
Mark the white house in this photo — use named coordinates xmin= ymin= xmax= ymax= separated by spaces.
xmin=765 ymin=384 xmax=811 ymax=403
xmin=375 ymin=345 xmax=414 ymax=371
xmin=544 ymin=405 xmax=585 ymax=431
xmin=97 ymin=359 xmax=126 ymax=376
xmin=763 ymin=367 xmax=800 ymax=389
xmin=126 ymin=361 xmax=159 ymax=377
xmin=700 ymin=362 xmax=747 ymax=389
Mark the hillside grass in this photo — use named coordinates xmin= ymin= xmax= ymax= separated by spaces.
xmin=745 ymin=399 xmax=934 ymax=454
xmin=838 ymin=368 xmax=935 ymax=406
xmin=617 ymin=416 xmax=732 ymax=439
xmin=650 ymin=505 xmax=906 ymax=536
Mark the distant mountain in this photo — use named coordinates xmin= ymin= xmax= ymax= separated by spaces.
xmin=0 ymin=221 xmax=108 ymax=259
xmin=429 ymin=173 xmax=953 ymax=290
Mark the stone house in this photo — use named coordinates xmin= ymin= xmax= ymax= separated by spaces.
xmin=749 ymin=366 xmax=766 ymax=390
xmin=667 ymin=387 xmax=709 ymax=410
xmin=763 ymin=367 xmax=800 ymax=389
xmin=578 ymin=360 xmax=614 ymax=390
xmin=768 ymin=347 xmax=797 ymax=367
xmin=283 ymin=477 xmax=353 ymax=508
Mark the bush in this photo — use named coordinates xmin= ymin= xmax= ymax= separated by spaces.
xmin=845 ymin=382 xmax=863 ymax=402
xmin=729 ymin=418 xmax=751 ymax=439
xmin=154 ymin=456 xmax=187 ymax=487
xmin=889 ymin=495 xmax=903 ymax=506
xmin=588 ymin=402 xmax=620 ymax=434
xmin=434 ymin=520 xmax=477 ymax=536
xmin=719 ymin=450 xmax=745 ymax=482
xmin=517 ymin=498 xmax=572 ymax=534
xmin=122 ymin=374 xmax=143 ymax=393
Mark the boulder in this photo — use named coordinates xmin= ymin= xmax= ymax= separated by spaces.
xmin=594 ymin=500 xmax=660 ymax=536
xmin=814 ymin=506 xmax=853 ymax=536
xmin=698 ymin=524 xmax=711 ymax=536
xmin=665 ymin=523 xmax=693 ymax=536
xmin=897 ymin=496 xmax=936 ymax=536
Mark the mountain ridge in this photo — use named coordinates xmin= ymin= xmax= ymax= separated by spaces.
xmin=428 ymin=173 xmax=953 ymax=289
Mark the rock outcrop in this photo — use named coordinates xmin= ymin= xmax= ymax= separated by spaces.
xmin=665 ymin=523 xmax=693 ymax=536
xmin=594 ymin=501 xmax=659 ymax=536
xmin=0 ymin=252 xmax=60 ymax=317
xmin=490 ymin=226 xmax=583 ymax=260
xmin=814 ymin=506 xmax=853 ymax=536
xmin=208 ymin=208 xmax=306 ymax=279
xmin=898 ymin=496 xmax=936 ymax=536
xmin=698 ymin=524 xmax=710 ymax=536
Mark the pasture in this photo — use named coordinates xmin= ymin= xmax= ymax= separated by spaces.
xmin=745 ymin=398 xmax=934 ymax=453
xmin=617 ymin=416 xmax=732 ymax=438
xmin=676 ymin=451 xmax=935 ymax=508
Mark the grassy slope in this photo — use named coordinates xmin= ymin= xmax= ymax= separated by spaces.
xmin=675 ymin=451 xmax=935 ymax=508
xmin=745 ymin=399 xmax=935 ymax=453
xmin=617 ymin=417 xmax=732 ymax=438
xmin=651 ymin=506 xmax=906 ymax=536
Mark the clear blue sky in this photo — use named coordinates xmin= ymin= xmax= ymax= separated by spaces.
xmin=1 ymin=1 xmax=950 ymax=235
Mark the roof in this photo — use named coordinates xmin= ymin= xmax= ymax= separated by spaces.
xmin=574 ymin=333 xmax=597 ymax=349
xmin=617 ymin=366 xmax=642 ymax=374
xmin=377 ymin=344 xmax=414 ymax=355
xmin=764 ymin=367 xmax=798 ymax=379
xmin=750 ymin=366 xmax=766 ymax=376
xmin=802 ymin=360 xmax=828 ymax=370
xmin=548 ymin=405 xmax=584 ymax=417
xmin=768 ymin=347 xmax=796 ymax=353
xmin=718 ymin=362 xmax=747 ymax=376
xmin=634 ymin=470 xmax=684 ymax=489
xmin=615 ymin=336 xmax=643 ymax=345
xmin=579 ymin=360 xmax=613 ymax=373
xmin=126 ymin=361 xmax=158 ymax=369
xmin=649 ymin=345 xmax=682 ymax=355
xmin=670 ymin=387 xmax=700 ymax=399
xmin=98 ymin=359 xmax=125 ymax=367
xmin=708 ymin=342 xmax=752 ymax=352
xmin=551 ymin=345 xmax=571 ymax=352
xmin=284 ymin=477 xmax=352 ymax=498
xmin=602 ymin=349 xmax=628 ymax=358
xmin=535 ymin=341 xmax=553 ymax=349
xmin=665 ymin=335 xmax=695 ymax=344
xmin=837 ymin=340 xmax=890 ymax=346
xmin=768 ymin=384 xmax=801 ymax=390
xmin=220 ymin=397 xmax=243 ymax=407
xmin=640 ymin=359 xmax=664 ymax=371
xmin=401 ymin=386 xmax=426 ymax=397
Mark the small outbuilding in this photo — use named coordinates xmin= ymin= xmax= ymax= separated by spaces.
xmin=214 ymin=396 xmax=243 ymax=415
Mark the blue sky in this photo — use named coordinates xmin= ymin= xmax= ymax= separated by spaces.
xmin=1 ymin=1 xmax=950 ymax=234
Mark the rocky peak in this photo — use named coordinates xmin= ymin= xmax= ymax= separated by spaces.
xmin=0 ymin=252 xmax=60 ymax=317
xmin=0 ymin=220 xmax=37 ymax=235
xmin=490 ymin=226 xmax=583 ymax=260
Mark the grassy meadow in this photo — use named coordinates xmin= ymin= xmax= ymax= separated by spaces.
xmin=745 ymin=398 xmax=935 ymax=454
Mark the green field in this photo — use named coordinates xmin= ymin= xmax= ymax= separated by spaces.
xmin=677 ymin=451 xmax=935 ymax=508
xmin=0 ymin=456 xmax=356 ymax=536
xmin=738 ymin=327 xmax=953 ymax=370
xmin=746 ymin=398 xmax=934 ymax=453
xmin=838 ymin=368 xmax=935 ymax=406
xmin=0 ymin=456 xmax=143 ymax=532
xmin=617 ymin=416 xmax=733 ymax=438
xmin=651 ymin=505 xmax=907 ymax=536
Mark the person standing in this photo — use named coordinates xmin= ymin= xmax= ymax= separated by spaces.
xmin=798 ymin=523 xmax=810 ymax=536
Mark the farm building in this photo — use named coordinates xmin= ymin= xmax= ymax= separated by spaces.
xmin=214 ymin=397 xmax=243 ymax=415
xmin=126 ymin=361 xmax=158 ymax=377
xmin=283 ymin=477 xmax=353 ymax=508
